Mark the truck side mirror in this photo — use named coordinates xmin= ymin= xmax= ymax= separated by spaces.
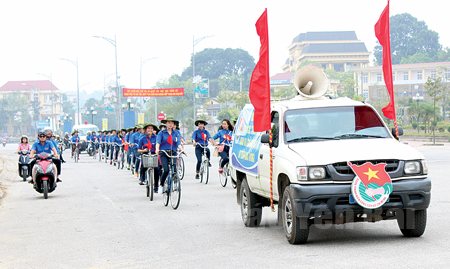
xmin=261 ymin=134 xmax=270 ymax=143
xmin=391 ymin=126 xmax=404 ymax=138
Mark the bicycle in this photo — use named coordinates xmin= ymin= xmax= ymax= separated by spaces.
xmin=115 ymin=144 xmax=125 ymax=169
xmin=72 ymin=142 xmax=80 ymax=163
xmin=217 ymin=142 xmax=233 ymax=188
xmin=92 ymin=141 xmax=98 ymax=160
xmin=130 ymin=147 xmax=136 ymax=175
xmin=142 ymin=153 xmax=158 ymax=201
xmin=98 ymin=142 xmax=105 ymax=162
xmin=176 ymin=150 xmax=185 ymax=180
xmin=197 ymin=143 xmax=210 ymax=184
xmin=159 ymin=150 xmax=183 ymax=209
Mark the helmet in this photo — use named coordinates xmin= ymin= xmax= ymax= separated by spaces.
xmin=56 ymin=134 xmax=60 ymax=138
xmin=38 ymin=130 xmax=46 ymax=136
xmin=20 ymin=135 xmax=28 ymax=142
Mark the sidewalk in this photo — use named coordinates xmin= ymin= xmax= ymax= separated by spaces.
xmin=401 ymin=139 xmax=450 ymax=147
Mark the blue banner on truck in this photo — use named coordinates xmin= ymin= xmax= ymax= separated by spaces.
xmin=230 ymin=104 xmax=263 ymax=176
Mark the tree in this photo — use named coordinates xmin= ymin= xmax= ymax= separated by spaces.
xmin=374 ymin=13 xmax=441 ymax=65
xmin=400 ymin=52 xmax=433 ymax=64
xmin=235 ymin=91 xmax=250 ymax=110
xmin=425 ymin=73 xmax=446 ymax=143
xmin=217 ymin=89 xmax=235 ymax=107
xmin=217 ymin=108 xmax=239 ymax=123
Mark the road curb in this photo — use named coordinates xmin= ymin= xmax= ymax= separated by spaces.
xmin=0 ymin=158 xmax=4 ymax=199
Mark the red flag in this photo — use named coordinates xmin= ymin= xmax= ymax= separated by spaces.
xmin=375 ymin=1 xmax=396 ymax=120
xmin=348 ymin=162 xmax=392 ymax=187
xmin=167 ymin=134 xmax=173 ymax=146
xmin=224 ymin=134 xmax=231 ymax=141
xmin=249 ymin=8 xmax=271 ymax=132
xmin=201 ymin=133 xmax=207 ymax=141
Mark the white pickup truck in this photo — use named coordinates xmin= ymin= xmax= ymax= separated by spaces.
xmin=230 ymin=66 xmax=431 ymax=244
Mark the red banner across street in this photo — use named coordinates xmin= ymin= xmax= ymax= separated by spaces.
xmin=123 ymin=88 xmax=184 ymax=97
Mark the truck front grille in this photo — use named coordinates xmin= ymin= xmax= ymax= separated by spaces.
xmin=332 ymin=160 xmax=400 ymax=175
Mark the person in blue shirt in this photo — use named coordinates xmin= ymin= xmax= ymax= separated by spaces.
xmin=125 ymin=127 xmax=134 ymax=169
xmin=192 ymin=119 xmax=213 ymax=179
xmin=70 ymin=130 xmax=81 ymax=158
xmin=173 ymin=124 xmax=186 ymax=145
xmin=131 ymin=124 xmax=144 ymax=178
xmin=211 ymin=119 xmax=234 ymax=174
xmin=29 ymin=130 xmax=58 ymax=186
xmin=109 ymin=129 xmax=122 ymax=165
xmin=156 ymin=116 xmax=185 ymax=189
xmin=45 ymin=129 xmax=62 ymax=182
xmin=137 ymin=122 xmax=160 ymax=188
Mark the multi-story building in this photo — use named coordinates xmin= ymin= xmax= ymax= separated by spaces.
xmin=282 ymin=31 xmax=371 ymax=73
xmin=352 ymin=61 xmax=450 ymax=101
xmin=0 ymin=80 xmax=62 ymax=135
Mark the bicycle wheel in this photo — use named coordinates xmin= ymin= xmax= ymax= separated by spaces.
xmin=75 ymin=149 xmax=79 ymax=163
xmin=163 ymin=176 xmax=169 ymax=206
xmin=199 ymin=164 xmax=203 ymax=183
xmin=170 ymin=174 xmax=181 ymax=210
xmin=219 ymin=163 xmax=228 ymax=187
xmin=202 ymin=160 xmax=209 ymax=184
xmin=98 ymin=148 xmax=102 ymax=162
xmin=149 ymin=169 xmax=154 ymax=201
xmin=177 ymin=156 xmax=185 ymax=180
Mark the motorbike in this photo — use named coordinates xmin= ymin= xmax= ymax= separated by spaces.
xmin=33 ymin=153 xmax=56 ymax=199
xmin=63 ymin=137 xmax=70 ymax=150
xmin=18 ymin=150 xmax=31 ymax=181
xmin=2 ymin=140 xmax=5 ymax=147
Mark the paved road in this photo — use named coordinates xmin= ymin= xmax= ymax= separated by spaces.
xmin=0 ymin=142 xmax=449 ymax=268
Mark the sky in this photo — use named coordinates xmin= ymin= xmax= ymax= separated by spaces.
xmin=1 ymin=0 xmax=450 ymax=97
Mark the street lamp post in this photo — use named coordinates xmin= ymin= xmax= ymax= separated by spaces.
xmin=86 ymin=106 xmax=97 ymax=125
xmin=60 ymin=58 xmax=80 ymax=125
xmin=122 ymin=98 xmax=134 ymax=111
xmin=140 ymin=57 xmax=158 ymax=122
xmin=93 ymin=35 xmax=120 ymax=128
xmin=192 ymin=35 xmax=213 ymax=124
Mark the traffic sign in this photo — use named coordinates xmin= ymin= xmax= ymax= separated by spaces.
xmin=157 ymin=113 xmax=166 ymax=121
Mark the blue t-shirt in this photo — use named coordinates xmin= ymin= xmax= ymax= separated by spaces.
xmin=70 ymin=135 xmax=80 ymax=143
xmin=31 ymin=140 xmax=55 ymax=154
xmin=156 ymin=129 xmax=181 ymax=151
xmin=212 ymin=129 xmax=233 ymax=146
xmin=100 ymin=134 xmax=106 ymax=142
xmin=138 ymin=134 xmax=157 ymax=153
xmin=50 ymin=138 xmax=60 ymax=154
xmin=131 ymin=132 xmax=142 ymax=149
xmin=192 ymin=128 xmax=211 ymax=145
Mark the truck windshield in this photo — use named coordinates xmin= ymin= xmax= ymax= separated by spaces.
xmin=285 ymin=106 xmax=390 ymax=142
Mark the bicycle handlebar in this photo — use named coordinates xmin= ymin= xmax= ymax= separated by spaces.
xmin=159 ymin=150 xmax=184 ymax=158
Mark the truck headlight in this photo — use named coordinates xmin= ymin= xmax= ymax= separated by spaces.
xmin=404 ymin=161 xmax=421 ymax=174
xmin=309 ymin=166 xmax=326 ymax=180
xmin=296 ymin=167 xmax=307 ymax=181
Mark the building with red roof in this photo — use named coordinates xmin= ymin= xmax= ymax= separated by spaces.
xmin=0 ymin=80 xmax=62 ymax=135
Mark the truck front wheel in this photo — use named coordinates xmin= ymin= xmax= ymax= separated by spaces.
xmin=240 ymin=178 xmax=262 ymax=227
xmin=282 ymin=186 xmax=309 ymax=244
xmin=397 ymin=209 xmax=427 ymax=237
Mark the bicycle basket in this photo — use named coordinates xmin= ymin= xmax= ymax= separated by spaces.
xmin=142 ymin=154 xmax=158 ymax=168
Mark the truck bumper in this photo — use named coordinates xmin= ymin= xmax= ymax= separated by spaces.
xmin=291 ymin=177 xmax=431 ymax=217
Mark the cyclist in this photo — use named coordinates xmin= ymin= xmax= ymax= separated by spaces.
xmin=159 ymin=124 xmax=166 ymax=131
xmin=192 ymin=119 xmax=213 ymax=179
xmin=29 ymin=130 xmax=59 ymax=186
xmin=110 ymin=129 xmax=121 ymax=165
xmin=211 ymin=119 xmax=234 ymax=174
xmin=51 ymin=133 xmax=65 ymax=163
xmin=173 ymin=124 xmax=186 ymax=145
xmin=70 ymin=130 xmax=81 ymax=158
xmin=137 ymin=122 xmax=159 ymax=187
xmin=156 ymin=116 xmax=185 ymax=189
xmin=125 ymin=127 xmax=134 ymax=169
xmin=130 ymin=124 xmax=144 ymax=178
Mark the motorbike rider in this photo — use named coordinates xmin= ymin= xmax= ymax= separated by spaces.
xmin=52 ymin=134 xmax=66 ymax=163
xmin=29 ymin=130 xmax=59 ymax=186
xmin=46 ymin=130 xmax=62 ymax=182
xmin=15 ymin=135 xmax=31 ymax=153
xmin=15 ymin=135 xmax=31 ymax=176
xmin=137 ymin=122 xmax=159 ymax=187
